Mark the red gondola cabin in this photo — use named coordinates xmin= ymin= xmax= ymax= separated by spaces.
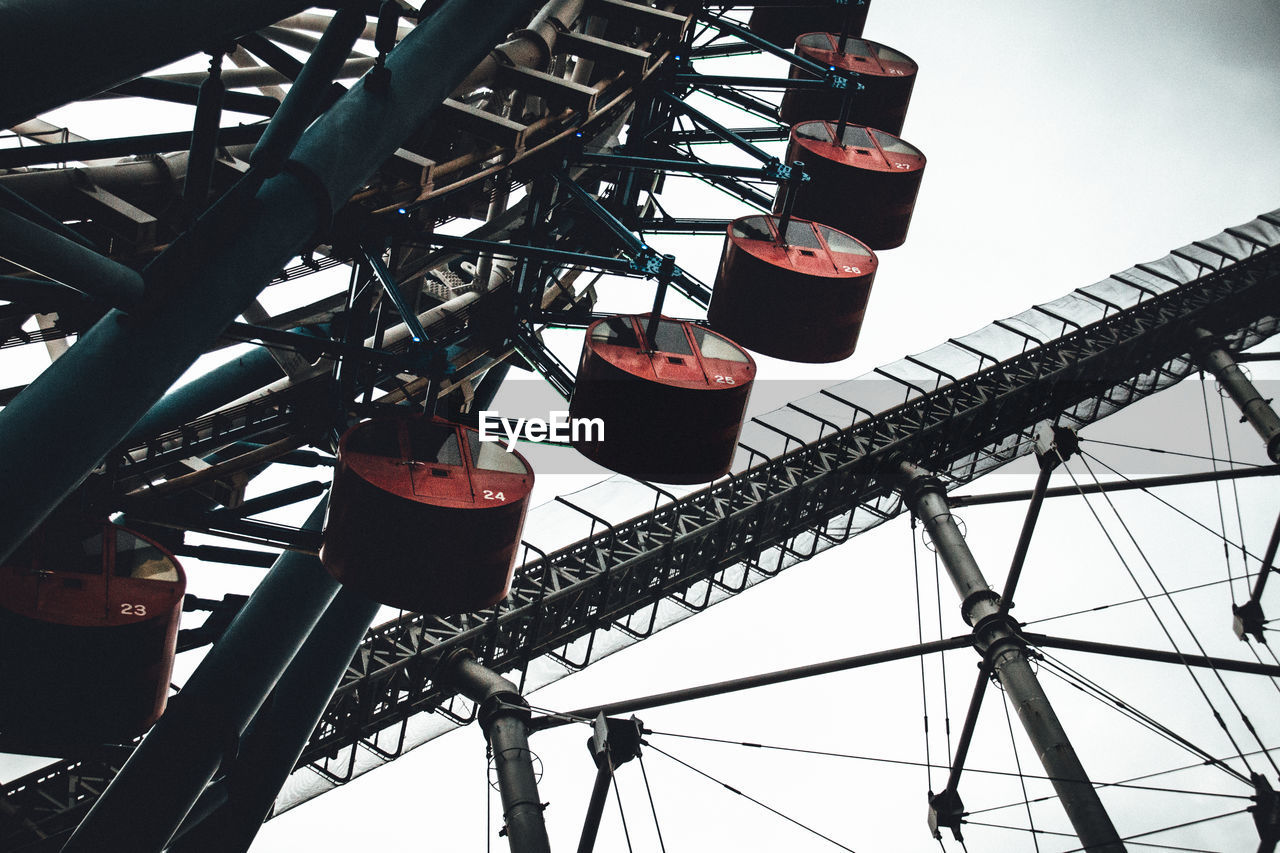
xmin=0 ymin=523 xmax=185 ymax=746
xmin=779 ymin=34 xmax=917 ymax=134
xmin=709 ymin=215 xmax=879 ymax=363
xmin=321 ymin=415 xmax=533 ymax=615
xmin=777 ymin=120 xmax=925 ymax=249
xmin=569 ymin=315 xmax=755 ymax=483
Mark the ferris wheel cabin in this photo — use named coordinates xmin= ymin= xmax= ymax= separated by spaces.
xmin=709 ymin=215 xmax=879 ymax=363
xmin=0 ymin=524 xmax=185 ymax=747
xmin=568 ymin=315 xmax=756 ymax=483
xmin=321 ymin=416 xmax=534 ymax=615
xmin=779 ymin=34 xmax=917 ymax=134
xmin=777 ymin=120 xmax=925 ymax=249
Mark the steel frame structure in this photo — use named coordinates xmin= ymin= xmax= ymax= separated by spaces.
xmin=1 ymin=1 xmax=1279 ymax=850
xmin=4 ymin=212 xmax=1278 ymax=847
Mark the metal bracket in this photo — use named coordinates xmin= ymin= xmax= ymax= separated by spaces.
xmin=1251 ymin=773 xmax=1280 ymax=853
xmin=1034 ymin=421 xmax=1079 ymax=470
xmin=928 ymin=787 xmax=965 ymax=841
xmin=1233 ymin=598 xmax=1268 ymax=644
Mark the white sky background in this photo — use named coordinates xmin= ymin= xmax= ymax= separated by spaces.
xmin=253 ymin=2 xmax=1280 ymax=851
xmin=2 ymin=1 xmax=1278 ymax=851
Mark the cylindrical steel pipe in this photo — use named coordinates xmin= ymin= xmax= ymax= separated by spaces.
xmin=898 ymin=463 xmax=1126 ymax=852
xmin=0 ymin=205 xmax=144 ymax=308
xmin=1194 ymin=328 xmax=1280 ymax=462
xmin=440 ymin=652 xmax=552 ymax=853
xmin=576 ymin=758 xmax=613 ymax=853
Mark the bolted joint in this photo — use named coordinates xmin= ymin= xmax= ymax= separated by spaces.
xmin=961 ymin=589 xmax=1006 ymax=632
xmin=1250 ymin=773 xmax=1280 ymax=848
xmin=587 ymin=714 xmax=645 ymax=770
xmin=895 ymin=461 xmax=945 ymax=508
xmin=629 ymin=250 xmax=665 ymax=276
xmin=478 ymin=689 xmax=532 ymax=737
xmin=976 ymin=625 xmax=1028 ymax=665
xmin=1034 ymin=421 xmax=1078 ymax=471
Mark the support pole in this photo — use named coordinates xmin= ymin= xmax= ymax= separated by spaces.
xmin=166 ymin=585 xmax=382 ymax=853
xmin=643 ymin=254 xmax=675 ymax=352
xmin=576 ymin=714 xmax=644 ymax=853
xmin=438 ymin=651 xmax=551 ymax=853
xmin=1194 ymin=328 xmax=1280 ymax=463
xmin=182 ymin=52 xmax=227 ymax=218
xmin=997 ymin=422 xmax=1076 ymax=620
xmin=948 ymin=463 xmax=1280 ymax=508
xmin=577 ymin=731 xmax=614 ymax=853
xmin=896 ymin=462 xmax=1126 ymax=851
xmin=61 ymin=500 xmax=340 ymax=853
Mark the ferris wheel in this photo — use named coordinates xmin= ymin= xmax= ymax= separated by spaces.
xmin=1 ymin=2 xmax=1279 ymax=851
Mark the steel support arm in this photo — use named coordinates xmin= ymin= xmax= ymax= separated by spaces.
xmin=949 ymin=463 xmax=1280 ymax=507
xmin=0 ymin=205 xmax=144 ymax=308
xmin=655 ymin=89 xmax=777 ymax=165
xmin=427 ymin=232 xmax=640 ymax=276
xmin=532 ymin=635 xmax=972 ymax=731
xmin=1022 ymin=633 xmax=1280 ymax=678
xmin=578 ymin=150 xmax=793 ymax=181
xmin=437 ymin=651 xmax=552 ymax=853
xmin=694 ymin=9 xmax=849 ymax=80
xmin=576 ymin=755 xmax=615 ymax=853
xmin=934 ymin=660 xmax=995 ymax=826
xmin=675 ymin=72 xmax=845 ymax=91
xmin=998 ymin=424 xmax=1072 ymax=619
xmin=897 ymin=462 xmax=1126 ymax=851
xmin=552 ymin=171 xmax=713 ymax=304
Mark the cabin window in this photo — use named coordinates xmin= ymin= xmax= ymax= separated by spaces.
xmin=590 ymin=316 xmax=641 ymax=349
xmin=693 ymin=328 xmax=751 ymax=363
xmin=409 ymin=423 xmax=464 ymax=467
xmin=115 ymin=530 xmax=179 ymax=581
xmin=345 ymin=419 xmax=402 ymax=457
